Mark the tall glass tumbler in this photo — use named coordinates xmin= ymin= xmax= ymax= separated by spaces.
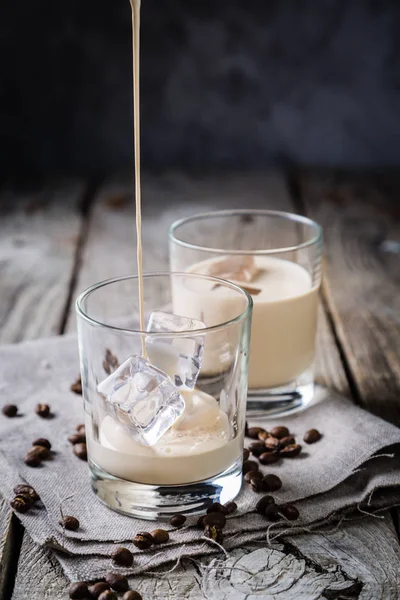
xmin=169 ymin=210 xmax=323 ymax=417
xmin=76 ymin=273 xmax=252 ymax=519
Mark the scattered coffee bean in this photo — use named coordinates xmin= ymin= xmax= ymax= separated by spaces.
xmin=304 ymin=429 xmax=322 ymax=444
xmin=35 ymin=403 xmax=51 ymax=418
xmin=255 ymin=495 xmax=275 ymax=515
xmin=243 ymin=448 xmax=249 ymax=461
xmin=244 ymin=470 xmax=262 ymax=483
xmin=225 ymin=501 xmax=237 ymax=515
xmin=60 ymin=516 xmax=80 ymax=531
xmin=73 ymin=443 xmax=87 ymax=461
xmin=105 ymin=572 xmax=129 ymax=592
xmin=250 ymin=478 xmax=263 ymax=493
xmin=204 ymin=511 xmax=226 ymax=529
xmin=123 ymin=592 xmax=142 ymax=600
xmin=197 ymin=515 xmax=206 ymax=528
xmin=262 ymin=474 xmax=282 ymax=492
xmin=13 ymin=484 xmax=39 ymax=503
xmin=279 ymin=443 xmax=302 ymax=458
xmin=24 ymin=452 xmax=41 ymax=467
xmin=27 ymin=445 xmax=50 ymax=460
xmin=88 ymin=582 xmax=110 ymax=598
xmin=265 ymin=503 xmax=281 ymax=521
xmin=151 ymin=529 xmax=169 ymax=544
xmin=257 ymin=430 xmax=269 ymax=441
xmin=103 ymin=349 xmax=119 ymax=375
xmin=247 ymin=427 xmax=266 ymax=440
xmin=259 ymin=451 xmax=279 ymax=465
xmin=204 ymin=524 xmax=223 ymax=545
xmin=279 ymin=435 xmax=296 ymax=448
xmin=243 ymin=460 xmax=259 ymax=474
xmin=99 ymin=591 xmax=117 ymax=600
xmin=207 ymin=502 xmax=227 ymax=515
xmin=2 ymin=404 xmax=18 ymax=417
xmin=10 ymin=495 xmax=31 ymax=513
xmin=69 ymin=581 xmax=89 ymax=599
xmin=32 ymin=437 xmax=51 ymax=450
xmin=270 ymin=426 xmax=290 ymax=439
xmin=70 ymin=377 xmax=83 ymax=395
xmin=111 ymin=547 xmax=134 ymax=567
xmin=170 ymin=514 xmax=186 ymax=528
xmin=281 ymin=504 xmax=300 ymax=521
xmin=68 ymin=432 xmax=86 ymax=445
xmin=133 ymin=532 xmax=153 ymax=550
xmin=264 ymin=436 xmax=281 ymax=451
xmin=249 ymin=441 xmax=267 ymax=457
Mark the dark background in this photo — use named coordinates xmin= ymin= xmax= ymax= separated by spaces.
xmin=1 ymin=0 xmax=400 ymax=176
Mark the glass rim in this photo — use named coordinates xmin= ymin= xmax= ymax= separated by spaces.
xmin=75 ymin=272 xmax=253 ymax=335
xmin=169 ymin=209 xmax=323 ymax=255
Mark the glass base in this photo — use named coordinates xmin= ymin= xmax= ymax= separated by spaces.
xmin=246 ymin=380 xmax=315 ymax=419
xmin=88 ymin=458 xmax=243 ymax=520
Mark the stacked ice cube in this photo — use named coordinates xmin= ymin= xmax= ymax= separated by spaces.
xmin=97 ymin=311 xmax=206 ymax=446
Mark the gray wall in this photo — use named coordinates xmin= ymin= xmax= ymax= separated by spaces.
xmin=1 ymin=0 xmax=400 ymax=174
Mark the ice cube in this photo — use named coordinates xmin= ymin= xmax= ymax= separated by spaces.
xmin=207 ymin=255 xmax=261 ymax=283
xmin=146 ymin=311 xmax=206 ymax=390
xmin=97 ymin=356 xmax=185 ymax=446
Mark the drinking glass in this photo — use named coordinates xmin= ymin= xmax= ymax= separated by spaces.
xmin=76 ymin=273 xmax=252 ymax=519
xmin=169 ymin=210 xmax=323 ymax=417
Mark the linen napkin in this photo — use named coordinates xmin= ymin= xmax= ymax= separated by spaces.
xmin=0 ymin=335 xmax=399 ymax=582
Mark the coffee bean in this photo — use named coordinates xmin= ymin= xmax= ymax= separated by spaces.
xmin=105 ymin=572 xmax=129 ymax=592
xmin=88 ymin=582 xmax=110 ymax=598
xmin=151 ymin=529 xmax=169 ymax=544
xmin=279 ymin=435 xmax=296 ymax=448
xmin=207 ymin=502 xmax=227 ymax=515
xmin=69 ymin=581 xmax=89 ymax=599
xmin=243 ymin=460 xmax=259 ymax=474
xmin=60 ymin=516 xmax=80 ymax=531
xmin=24 ymin=452 xmax=41 ymax=467
xmin=225 ymin=501 xmax=237 ymax=515
xmin=35 ymin=403 xmax=51 ymax=418
xmin=10 ymin=495 xmax=31 ymax=513
xmin=204 ymin=511 xmax=226 ymax=529
xmin=257 ymin=430 xmax=269 ymax=441
xmin=32 ymin=438 xmax=51 ymax=450
xmin=281 ymin=504 xmax=300 ymax=520
xmin=73 ymin=443 xmax=87 ymax=461
xmin=2 ymin=404 xmax=18 ymax=417
xmin=76 ymin=423 xmax=85 ymax=433
xmin=265 ymin=503 xmax=281 ymax=521
xmin=197 ymin=515 xmax=206 ymax=528
xmin=204 ymin=524 xmax=223 ymax=545
xmin=247 ymin=427 xmax=266 ymax=440
xmin=123 ymin=592 xmax=142 ymax=600
xmin=99 ymin=591 xmax=117 ymax=600
xmin=259 ymin=452 xmax=279 ymax=465
xmin=170 ymin=514 xmax=186 ymax=528
xmin=243 ymin=448 xmax=250 ymax=461
xmin=279 ymin=443 xmax=302 ymax=458
xmin=244 ymin=470 xmax=262 ymax=483
xmin=133 ymin=532 xmax=153 ymax=550
xmin=264 ymin=436 xmax=281 ymax=451
xmin=27 ymin=445 xmax=50 ymax=460
xmin=250 ymin=478 xmax=263 ymax=493
xmin=70 ymin=377 xmax=83 ymax=395
xmin=68 ymin=432 xmax=86 ymax=445
xmin=111 ymin=547 xmax=133 ymax=566
xmin=270 ymin=426 xmax=289 ymax=439
xmin=262 ymin=474 xmax=282 ymax=492
xmin=255 ymin=495 xmax=275 ymax=515
xmin=304 ymin=429 xmax=322 ymax=444
xmin=13 ymin=484 xmax=39 ymax=503
xmin=249 ymin=441 xmax=267 ymax=457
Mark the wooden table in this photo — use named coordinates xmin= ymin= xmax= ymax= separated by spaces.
xmin=0 ymin=171 xmax=399 ymax=599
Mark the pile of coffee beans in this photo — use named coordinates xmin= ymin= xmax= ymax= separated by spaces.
xmin=69 ymin=574 xmax=142 ymax=599
xmin=197 ymin=501 xmax=237 ymax=546
xmin=255 ymin=495 xmax=300 ymax=522
xmin=69 ymin=424 xmax=87 ymax=461
xmin=10 ymin=484 xmax=40 ymax=513
xmin=246 ymin=425 xmax=302 ymax=466
xmin=24 ymin=437 xmax=52 ymax=467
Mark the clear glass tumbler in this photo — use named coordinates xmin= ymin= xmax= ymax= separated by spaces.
xmin=169 ymin=210 xmax=323 ymax=418
xmin=76 ymin=273 xmax=252 ymax=519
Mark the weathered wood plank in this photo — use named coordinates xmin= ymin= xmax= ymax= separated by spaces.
xmin=0 ymin=498 xmax=23 ymax=600
xmin=297 ymin=170 xmax=400 ymax=424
